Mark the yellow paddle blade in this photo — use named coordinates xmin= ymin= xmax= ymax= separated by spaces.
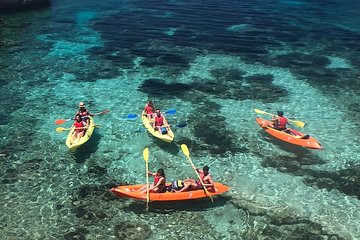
xmin=290 ymin=120 xmax=305 ymax=128
xmin=181 ymin=144 xmax=190 ymax=158
xmin=143 ymin=148 xmax=149 ymax=162
xmin=56 ymin=127 xmax=66 ymax=133
xmin=254 ymin=108 xmax=272 ymax=116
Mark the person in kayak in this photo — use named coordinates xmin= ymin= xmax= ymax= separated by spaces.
xmin=75 ymin=102 xmax=95 ymax=126
xmin=272 ymin=111 xmax=289 ymax=131
xmin=71 ymin=114 xmax=87 ymax=143
xmin=272 ymin=111 xmax=310 ymax=139
xmin=153 ymin=109 xmax=169 ymax=135
xmin=144 ymin=100 xmax=155 ymax=121
xmin=137 ymin=168 xmax=167 ymax=193
xmin=174 ymin=165 xmax=214 ymax=192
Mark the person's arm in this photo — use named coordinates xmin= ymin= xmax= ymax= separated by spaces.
xmin=149 ymin=177 xmax=164 ymax=190
xmin=87 ymin=110 xmax=95 ymax=117
xmin=204 ymin=175 xmax=214 ymax=187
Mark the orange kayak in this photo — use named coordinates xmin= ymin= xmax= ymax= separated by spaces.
xmin=111 ymin=182 xmax=229 ymax=202
xmin=256 ymin=117 xmax=323 ymax=149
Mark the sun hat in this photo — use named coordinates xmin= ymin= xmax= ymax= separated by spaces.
xmin=79 ymin=102 xmax=85 ymax=107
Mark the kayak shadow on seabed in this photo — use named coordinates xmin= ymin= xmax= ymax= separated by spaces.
xmin=123 ymin=195 xmax=231 ymax=214
xmin=72 ymin=131 xmax=101 ymax=163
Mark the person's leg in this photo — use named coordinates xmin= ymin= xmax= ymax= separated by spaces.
xmin=72 ymin=132 xmax=76 ymax=143
xmin=156 ymin=126 xmax=162 ymax=135
xmin=139 ymin=184 xmax=153 ymax=193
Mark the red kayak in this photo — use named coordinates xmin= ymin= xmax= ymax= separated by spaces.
xmin=111 ymin=182 xmax=229 ymax=202
xmin=256 ymin=117 xmax=323 ymax=149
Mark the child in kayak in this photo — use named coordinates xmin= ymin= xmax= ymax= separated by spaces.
xmin=71 ymin=114 xmax=87 ymax=144
xmin=144 ymin=100 xmax=155 ymax=121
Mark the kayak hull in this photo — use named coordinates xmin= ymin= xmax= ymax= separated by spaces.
xmin=141 ymin=111 xmax=174 ymax=143
xmin=256 ymin=117 xmax=323 ymax=149
xmin=65 ymin=116 xmax=95 ymax=151
xmin=111 ymin=182 xmax=229 ymax=202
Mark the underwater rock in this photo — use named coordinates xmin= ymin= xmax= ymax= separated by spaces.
xmin=138 ymin=78 xmax=192 ymax=97
xmin=114 ymin=222 xmax=152 ymax=240
xmin=64 ymin=228 xmax=89 ymax=240
xmin=0 ymin=0 xmax=50 ymax=11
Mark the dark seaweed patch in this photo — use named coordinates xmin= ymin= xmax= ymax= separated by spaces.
xmin=192 ymin=72 xmax=287 ymax=102
xmin=230 ymin=197 xmax=344 ymax=240
xmin=114 ymin=222 xmax=152 ymax=240
xmin=64 ymin=228 xmax=89 ymax=240
xmin=0 ymin=113 xmax=10 ymax=125
xmin=87 ymin=165 xmax=106 ymax=177
xmin=303 ymin=167 xmax=360 ymax=199
xmin=261 ymin=154 xmax=360 ymax=199
xmin=274 ymin=53 xmax=330 ymax=69
xmin=2 ymin=168 xmax=19 ymax=184
xmin=189 ymin=100 xmax=248 ymax=155
xmin=73 ymin=206 xmax=108 ymax=220
xmin=138 ymin=78 xmax=192 ymax=97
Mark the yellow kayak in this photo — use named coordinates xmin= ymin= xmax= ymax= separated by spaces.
xmin=141 ymin=111 xmax=174 ymax=143
xmin=65 ymin=116 xmax=95 ymax=151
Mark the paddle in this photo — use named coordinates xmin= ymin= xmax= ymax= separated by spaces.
xmin=180 ymin=144 xmax=213 ymax=202
xmin=143 ymin=147 xmax=150 ymax=211
xmin=254 ymin=109 xmax=305 ymax=128
xmin=56 ymin=125 xmax=100 ymax=133
xmin=55 ymin=110 xmax=110 ymax=125
xmin=126 ymin=109 xmax=177 ymax=119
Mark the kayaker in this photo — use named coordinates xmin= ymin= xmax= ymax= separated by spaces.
xmin=144 ymin=100 xmax=155 ymax=121
xmin=71 ymin=114 xmax=87 ymax=144
xmin=175 ymin=165 xmax=214 ymax=192
xmin=137 ymin=168 xmax=167 ymax=193
xmin=271 ymin=111 xmax=309 ymax=139
xmin=75 ymin=102 xmax=94 ymax=126
xmin=272 ymin=111 xmax=289 ymax=131
xmin=153 ymin=109 xmax=169 ymax=135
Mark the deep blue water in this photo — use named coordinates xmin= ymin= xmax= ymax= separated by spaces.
xmin=0 ymin=1 xmax=359 ymax=239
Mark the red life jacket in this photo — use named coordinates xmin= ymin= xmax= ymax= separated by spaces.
xmin=74 ymin=121 xmax=83 ymax=133
xmin=145 ymin=105 xmax=154 ymax=114
xmin=154 ymin=115 xmax=164 ymax=126
xmin=154 ymin=175 xmax=165 ymax=187
xmin=277 ymin=116 xmax=288 ymax=129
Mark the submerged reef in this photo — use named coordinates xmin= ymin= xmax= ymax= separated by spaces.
xmin=0 ymin=0 xmax=50 ymax=12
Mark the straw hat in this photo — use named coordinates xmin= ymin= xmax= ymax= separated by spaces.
xmin=79 ymin=102 xmax=85 ymax=107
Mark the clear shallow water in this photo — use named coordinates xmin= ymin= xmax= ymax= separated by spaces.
xmin=1 ymin=0 xmax=359 ymax=239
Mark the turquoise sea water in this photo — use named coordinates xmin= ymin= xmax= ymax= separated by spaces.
xmin=1 ymin=0 xmax=359 ymax=239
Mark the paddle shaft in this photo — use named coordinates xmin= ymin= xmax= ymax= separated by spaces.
xmin=254 ymin=109 xmax=305 ymax=127
xmin=143 ymin=148 xmax=150 ymax=211
xmin=146 ymin=160 xmax=149 ymax=211
xmin=55 ymin=110 xmax=110 ymax=125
